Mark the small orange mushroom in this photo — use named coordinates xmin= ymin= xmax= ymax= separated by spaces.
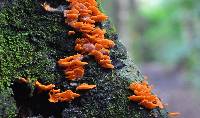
xmin=34 ymin=81 xmax=55 ymax=93
xmin=64 ymin=67 xmax=85 ymax=80
xmin=48 ymin=89 xmax=61 ymax=103
xmin=91 ymin=15 xmax=108 ymax=22
xmin=89 ymin=50 xmax=114 ymax=69
xmin=76 ymin=83 xmax=96 ymax=90
xmin=58 ymin=54 xmax=88 ymax=80
xmin=168 ymin=112 xmax=181 ymax=117
xmin=128 ymin=95 xmax=145 ymax=102
xmin=139 ymin=99 xmax=158 ymax=109
xmin=68 ymin=31 xmax=76 ymax=35
xmin=49 ymin=89 xmax=80 ymax=103
xmin=88 ymin=6 xmax=101 ymax=15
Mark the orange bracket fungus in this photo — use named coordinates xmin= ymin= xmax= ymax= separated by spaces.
xmin=34 ymin=81 xmax=55 ymax=93
xmin=34 ymin=0 xmax=117 ymax=103
xmin=64 ymin=0 xmax=115 ymax=69
xmin=49 ymin=89 xmax=80 ymax=103
xmin=128 ymin=80 xmax=164 ymax=109
xmin=76 ymin=83 xmax=96 ymax=90
xmin=58 ymin=54 xmax=88 ymax=80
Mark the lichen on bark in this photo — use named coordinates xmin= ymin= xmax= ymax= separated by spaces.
xmin=0 ymin=0 xmax=168 ymax=117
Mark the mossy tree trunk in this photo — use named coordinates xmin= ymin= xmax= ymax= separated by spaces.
xmin=0 ymin=0 xmax=168 ymax=117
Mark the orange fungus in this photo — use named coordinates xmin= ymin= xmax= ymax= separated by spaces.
xmin=128 ymin=80 xmax=164 ymax=109
xmin=58 ymin=54 xmax=88 ymax=80
xmin=34 ymin=81 xmax=55 ymax=93
xmin=64 ymin=0 xmax=115 ymax=68
xmin=76 ymin=83 xmax=96 ymax=90
xmin=49 ymin=89 xmax=80 ymax=103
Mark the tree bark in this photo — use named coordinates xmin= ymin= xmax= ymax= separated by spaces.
xmin=0 ymin=0 xmax=168 ymax=117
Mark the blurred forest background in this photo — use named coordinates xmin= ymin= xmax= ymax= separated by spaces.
xmin=101 ymin=0 xmax=200 ymax=118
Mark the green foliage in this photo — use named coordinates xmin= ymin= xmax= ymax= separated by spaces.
xmin=101 ymin=0 xmax=200 ymax=88
xmin=131 ymin=0 xmax=200 ymax=87
xmin=133 ymin=0 xmax=200 ymax=64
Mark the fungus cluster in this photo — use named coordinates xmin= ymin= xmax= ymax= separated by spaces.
xmin=17 ymin=0 xmax=166 ymax=113
xmin=33 ymin=0 xmax=114 ymax=103
xmin=49 ymin=89 xmax=80 ymax=103
xmin=34 ymin=81 xmax=79 ymax=103
xmin=34 ymin=81 xmax=96 ymax=103
xmin=58 ymin=54 xmax=88 ymax=80
xmin=128 ymin=80 xmax=164 ymax=109
xmin=64 ymin=0 xmax=115 ymax=69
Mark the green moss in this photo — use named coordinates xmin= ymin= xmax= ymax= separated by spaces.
xmin=0 ymin=88 xmax=17 ymax=118
xmin=0 ymin=0 xmax=67 ymax=116
xmin=0 ymin=12 xmax=7 ymax=25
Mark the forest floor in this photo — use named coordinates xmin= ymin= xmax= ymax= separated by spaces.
xmin=140 ymin=63 xmax=200 ymax=118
